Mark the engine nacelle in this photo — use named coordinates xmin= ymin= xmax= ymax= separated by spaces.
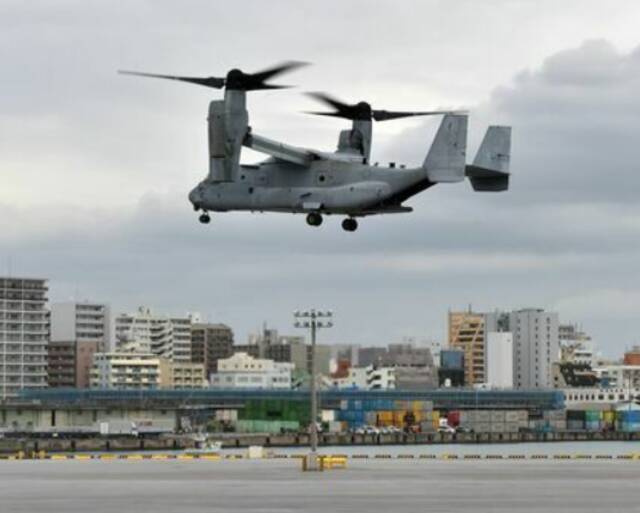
xmin=207 ymin=93 xmax=248 ymax=182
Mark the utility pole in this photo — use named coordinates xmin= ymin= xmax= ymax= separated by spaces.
xmin=294 ymin=309 xmax=333 ymax=470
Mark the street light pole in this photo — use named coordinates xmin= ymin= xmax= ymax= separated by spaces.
xmin=309 ymin=315 xmax=318 ymax=453
xmin=294 ymin=309 xmax=333 ymax=469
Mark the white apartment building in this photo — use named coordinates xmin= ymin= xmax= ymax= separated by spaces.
xmin=0 ymin=277 xmax=49 ymax=398
xmin=209 ymin=352 xmax=293 ymax=389
xmin=594 ymin=364 xmax=640 ymax=389
xmin=332 ymin=366 xmax=396 ymax=390
xmin=331 ymin=367 xmax=369 ymax=389
xmin=367 ymin=366 xmax=396 ymax=389
xmin=486 ymin=309 xmax=559 ymax=389
xmin=115 ymin=306 xmax=192 ymax=362
xmin=90 ymin=352 xmax=161 ymax=389
xmin=485 ymin=332 xmax=514 ymax=389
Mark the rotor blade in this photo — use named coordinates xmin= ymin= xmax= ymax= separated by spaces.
xmin=118 ymin=70 xmax=225 ymax=89
xmin=249 ymin=61 xmax=309 ymax=83
xmin=304 ymin=111 xmax=350 ymax=118
xmin=306 ymin=92 xmax=352 ymax=113
xmin=373 ymin=109 xmax=468 ymax=121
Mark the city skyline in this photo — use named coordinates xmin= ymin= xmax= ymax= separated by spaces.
xmin=7 ymin=278 xmax=627 ymax=361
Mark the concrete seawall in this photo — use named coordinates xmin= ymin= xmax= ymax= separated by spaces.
xmin=1 ymin=430 xmax=638 ymax=454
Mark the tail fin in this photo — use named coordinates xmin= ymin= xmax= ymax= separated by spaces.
xmin=423 ymin=114 xmax=468 ymax=183
xmin=466 ymin=126 xmax=511 ymax=191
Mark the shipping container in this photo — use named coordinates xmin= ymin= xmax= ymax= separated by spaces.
xmin=585 ymin=420 xmax=601 ymax=431
xmin=566 ymin=410 xmax=586 ymax=421
xmin=584 ymin=410 xmax=601 ymax=422
xmin=490 ymin=411 xmax=506 ymax=423
xmin=235 ymin=420 xmax=300 ymax=434
xmin=617 ymin=410 xmax=640 ymax=423
xmin=505 ymin=410 xmax=528 ymax=423
xmin=473 ymin=422 xmax=491 ymax=433
xmin=321 ymin=410 xmax=336 ymax=422
xmin=567 ymin=419 xmax=585 ymax=430
xmin=447 ymin=411 xmax=460 ymax=427
xmin=616 ymin=422 xmax=640 ymax=432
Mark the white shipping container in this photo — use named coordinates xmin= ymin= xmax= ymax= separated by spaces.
xmin=473 ymin=422 xmax=491 ymax=433
xmin=215 ymin=410 xmax=238 ymax=422
xmin=490 ymin=411 xmax=506 ymax=423
xmin=490 ymin=423 xmax=506 ymax=433
xmin=505 ymin=410 xmax=528 ymax=423
xmin=321 ymin=410 xmax=336 ymax=422
xmin=476 ymin=411 xmax=491 ymax=422
xmin=328 ymin=421 xmax=343 ymax=433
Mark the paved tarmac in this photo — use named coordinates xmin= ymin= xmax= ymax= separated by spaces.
xmin=1 ymin=459 xmax=639 ymax=513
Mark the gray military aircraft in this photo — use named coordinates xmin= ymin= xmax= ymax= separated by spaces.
xmin=120 ymin=62 xmax=511 ymax=232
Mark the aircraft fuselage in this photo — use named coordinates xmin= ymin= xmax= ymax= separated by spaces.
xmin=188 ymin=159 xmax=429 ymax=216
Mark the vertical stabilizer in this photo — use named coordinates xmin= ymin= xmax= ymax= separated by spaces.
xmin=423 ymin=114 xmax=468 ymax=183
xmin=473 ymin=126 xmax=511 ymax=173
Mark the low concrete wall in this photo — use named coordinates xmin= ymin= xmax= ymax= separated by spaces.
xmin=1 ymin=430 xmax=638 ymax=454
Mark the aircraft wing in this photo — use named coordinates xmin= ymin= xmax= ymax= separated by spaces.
xmin=243 ymin=132 xmax=365 ymax=166
xmin=243 ymin=133 xmax=315 ymax=166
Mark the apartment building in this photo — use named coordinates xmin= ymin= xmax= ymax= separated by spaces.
xmin=448 ymin=311 xmax=486 ymax=385
xmin=209 ymin=352 xmax=293 ymax=389
xmin=0 ymin=277 xmax=49 ymax=398
xmin=158 ymin=360 xmax=207 ymax=389
xmin=486 ymin=308 xmax=559 ymax=389
xmin=190 ymin=323 xmax=234 ymax=376
xmin=115 ymin=306 xmax=192 ymax=362
xmin=90 ymin=352 xmax=161 ymax=389
xmin=48 ymin=302 xmax=110 ymax=388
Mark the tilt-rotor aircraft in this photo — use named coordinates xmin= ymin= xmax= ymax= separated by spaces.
xmin=120 ymin=62 xmax=511 ymax=232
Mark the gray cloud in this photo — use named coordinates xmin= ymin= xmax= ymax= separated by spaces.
xmin=2 ymin=4 xmax=640 ymax=355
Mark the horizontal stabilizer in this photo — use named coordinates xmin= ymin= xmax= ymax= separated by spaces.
xmin=466 ymin=166 xmax=509 ymax=191
xmin=467 ymin=126 xmax=511 ymax=192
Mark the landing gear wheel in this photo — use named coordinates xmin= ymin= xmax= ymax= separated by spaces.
xmin=306 ymin=212 xmax=323 ymax=227
xmin=199 ymin=213 xmax=211 ymax=224
xmin=342 ymin=218 xmax=358 ymax=232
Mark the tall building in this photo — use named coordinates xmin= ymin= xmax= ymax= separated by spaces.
xmin=115 ymin=306 xmax=192 ymax=362
xmin=448 ymin=311 xmax=486 ymax=385
xmin=190 ymin=323 xmax=234 ymax=376
xmin=485 ymin=332 xmax=514 ymax=388
xmin=49 ymin=302 xmax=111 ymax=388
xmin=486 ymin=308 xmax=559 ymax=389
xmin=0 ymin=277 xmax=49 ymax=398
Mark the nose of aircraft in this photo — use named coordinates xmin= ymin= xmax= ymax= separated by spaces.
xmin=188 ymin=187 xmax=200 ymax=208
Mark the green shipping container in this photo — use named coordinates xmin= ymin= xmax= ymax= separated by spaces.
xmin=236 ymin=419 xmax=300 ymax=434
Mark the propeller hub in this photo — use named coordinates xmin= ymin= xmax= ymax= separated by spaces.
xmin=226 ymin=68 xmax=246 ymax=89
xmin=355 ymin=102 xmax=372 ymax=120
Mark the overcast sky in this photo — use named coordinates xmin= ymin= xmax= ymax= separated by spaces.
xmin=2 ymin=1 xmax=640 ymax=357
